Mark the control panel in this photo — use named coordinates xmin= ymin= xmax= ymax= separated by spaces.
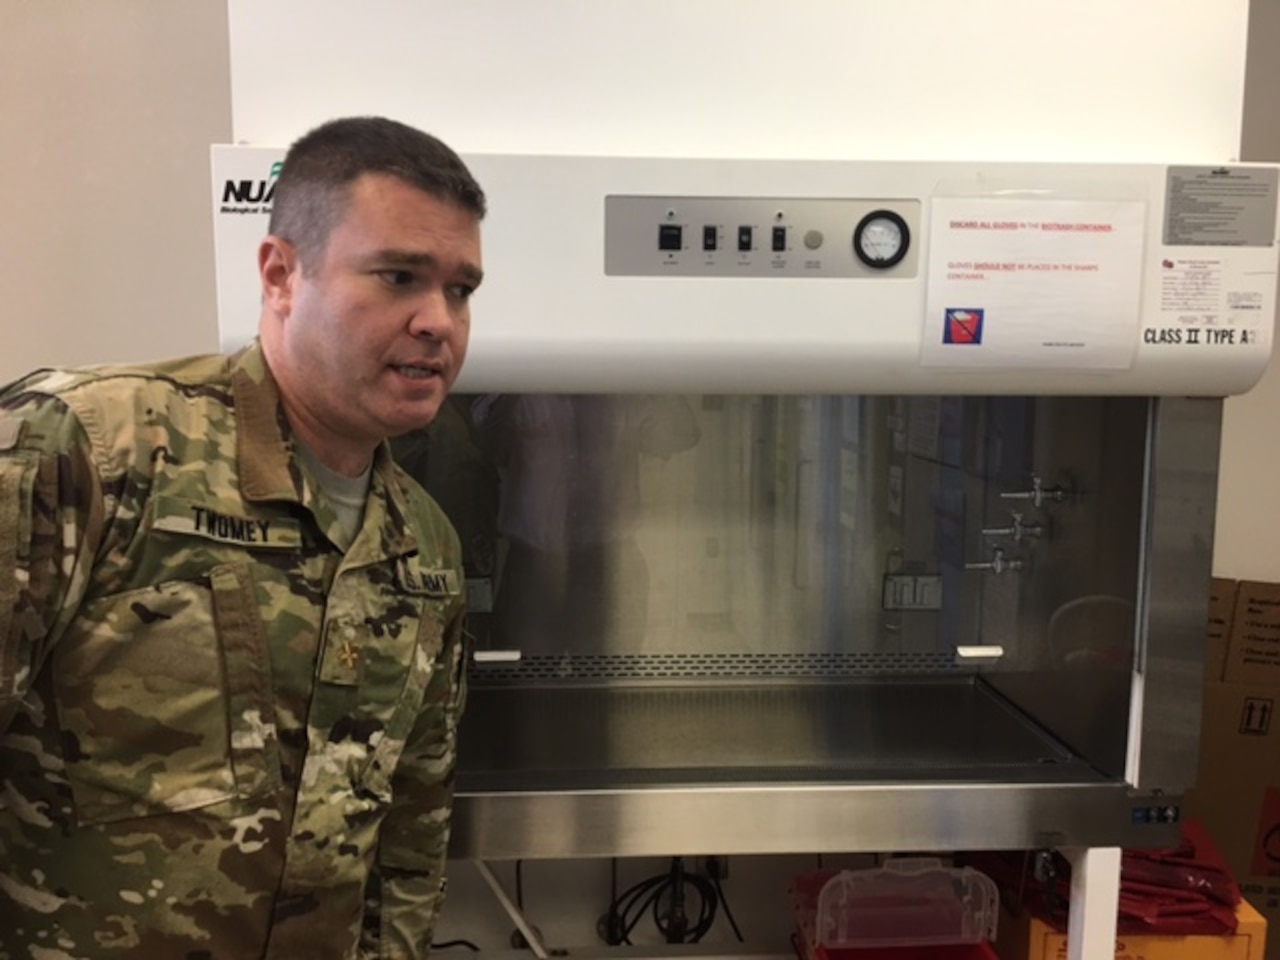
xmin=605 ymin=195 xmax=921 ymax=278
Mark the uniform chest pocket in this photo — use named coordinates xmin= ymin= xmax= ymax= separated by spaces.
xmin=53 ymin=564 xmax=282 ymax=825
xmin=360 ymin=609 xmax=459 ymax=798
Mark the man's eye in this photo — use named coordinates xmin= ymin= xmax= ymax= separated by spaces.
xmin=377 ymin=270 xmax=415 ymax=287
xmin=448 ymin=284 xmax=475 ymax=301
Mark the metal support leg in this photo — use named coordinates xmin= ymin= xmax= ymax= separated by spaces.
xmin=473 ymin=860 xmax=550 ymax=958
xmin=1061 ymin=846 xmax=1121 ymax=960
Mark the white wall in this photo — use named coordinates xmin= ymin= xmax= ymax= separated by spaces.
xmin=0 ymin=0 xmax=230 ymax=383
xmin=1214 ymin=0 xmax=1280 ymax=581
xmin=227 ymin=0 xmax=1249 ymax=163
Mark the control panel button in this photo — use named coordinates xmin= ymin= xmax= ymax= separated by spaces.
xmin=703 ymin=225 xmax=718 ymax=251
xmin=804 ymin=229 xmax=824 ymax=250
xmin=771 ymin=226 xmax=787 ymax=252
xmin=659 ymin=224 xmax=683 ymax=251
xmin=738 ymin=226 xmax=753 ymax=252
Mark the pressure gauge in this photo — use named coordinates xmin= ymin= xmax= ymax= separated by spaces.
xmin=853 ymin=209 xmax=910 ymax=269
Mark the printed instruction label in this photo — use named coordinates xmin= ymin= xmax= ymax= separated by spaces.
xmin=1164 ymin=165 xmax=1279 ymax=247
xmin=923 ymin=196 xmax=1146 ymax=369
xmin=1143 ymin=251 xmax=1271 ymax=349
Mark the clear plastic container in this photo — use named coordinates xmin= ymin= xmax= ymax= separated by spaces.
xmin=792 ymin=858 xmax=1000 ymax=960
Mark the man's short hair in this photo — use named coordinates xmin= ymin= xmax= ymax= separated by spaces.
xmin=269 ymin=116 xmax=486 ymax=271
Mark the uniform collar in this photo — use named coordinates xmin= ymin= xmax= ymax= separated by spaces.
xmin=231 ymin=340 xmax=299 ymax=502
xmin=229 ymin=340 xmax=418 ymax=558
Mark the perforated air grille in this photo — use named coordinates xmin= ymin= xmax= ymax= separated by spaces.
xmin=469 ymin=650 xmax=965 ymax=685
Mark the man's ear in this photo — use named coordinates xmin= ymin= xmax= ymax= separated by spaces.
xmin=259 ymin=235 xmax=300 ymax=318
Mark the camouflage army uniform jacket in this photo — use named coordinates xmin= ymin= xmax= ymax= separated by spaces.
xmin=0 ymin=342 xmax=467 ymax=959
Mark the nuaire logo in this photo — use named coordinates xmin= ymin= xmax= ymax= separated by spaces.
xmin=220 ymin=161 xmax=283 ymax=213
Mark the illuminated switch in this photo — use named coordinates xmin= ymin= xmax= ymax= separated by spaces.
xmin=658 ymin=224 xmax=683 ymax=251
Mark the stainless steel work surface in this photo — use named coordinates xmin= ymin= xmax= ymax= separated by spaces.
xmin=455 ymin=677 xmax=1104 ymax=792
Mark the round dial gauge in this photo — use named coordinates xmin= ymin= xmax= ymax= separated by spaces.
xmin=853 ymin=210 xmax=910 ymax=269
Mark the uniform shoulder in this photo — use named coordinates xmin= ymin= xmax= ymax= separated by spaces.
xmin=4 ymin=353 xmax=233 ymax=405
xmin=0 ymin=353 xmax=237 ymax=476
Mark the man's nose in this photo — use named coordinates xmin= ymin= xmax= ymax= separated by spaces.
xmin=409 ymin=289 xmax=455 ymax=338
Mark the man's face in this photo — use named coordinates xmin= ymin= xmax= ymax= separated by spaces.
xmin=273 ymin=173 xmax=483 ymax=462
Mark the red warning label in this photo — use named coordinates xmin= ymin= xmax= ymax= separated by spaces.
xmin=943 ymin=308 xmax=984 ymax=344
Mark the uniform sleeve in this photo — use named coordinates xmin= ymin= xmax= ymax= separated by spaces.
xmin=0 ymin=396 xmax=106 ymax=733
xmin=373 ymin=600 xmax=469 ymax=959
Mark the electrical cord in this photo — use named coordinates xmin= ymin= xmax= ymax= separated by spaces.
xmin=507 ymin=859 xmax=546 ymax=951
xmin=598 ymin=856 xmax=725 ymax=945
xmin=431 ymin=939 xmax=480 ymax=952
xmin=711 ymin=872 xmax=744 ymax=942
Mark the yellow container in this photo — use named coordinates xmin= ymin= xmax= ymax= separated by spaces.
xmin=995 ymin=897 xmax=1266 ymax=960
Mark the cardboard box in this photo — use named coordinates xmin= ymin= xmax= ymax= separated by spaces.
xmin=996 ymin=897 xmax=1266 ymax=960
xmin=1188 ymin=577 xmax=1280 ymax=959
xmin=1191 ymin=682 xmax=1280 ymax=870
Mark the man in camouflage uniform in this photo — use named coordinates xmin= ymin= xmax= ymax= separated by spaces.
xmin=0 ymin=116 xmax=485 ymax=958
